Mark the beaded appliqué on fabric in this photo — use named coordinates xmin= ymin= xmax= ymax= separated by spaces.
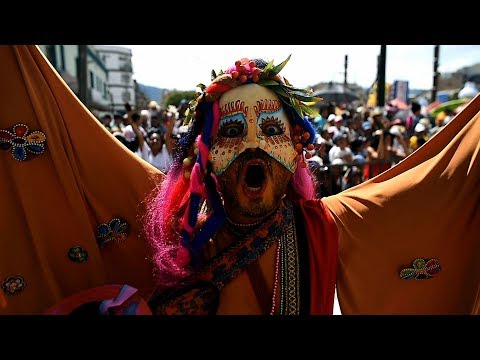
xmin=1 ymin=275 xmax=26 ymax=296
xmin=0 ymin=124 xmax=46 ymax=161
xmin=96 ymin=218 xmax=128 ymax=247
xmin=68 ymin=246 xmax=89 ymax=262
xmin=400 ymin=258 xmax=441 ymax=280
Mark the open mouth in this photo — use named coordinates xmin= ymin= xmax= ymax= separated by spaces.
xmin=242 ymin=159 xmax=268 ymax=199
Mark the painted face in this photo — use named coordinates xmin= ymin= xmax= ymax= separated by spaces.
xmin=210 ymin=84 xmax=297 ymax=175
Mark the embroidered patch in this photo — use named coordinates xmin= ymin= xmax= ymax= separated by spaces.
xmin=96 ymin=218 xmax=128 ymax=247
xmin=400 ymin=258 xmax=441 ymax=280
xmin=1 ymin=276 xmax=26 ymax=295
xmin=68 ymin=246 xmax=89 ymax=262
xmin=0 ymin=124 xmax=46 ymax=161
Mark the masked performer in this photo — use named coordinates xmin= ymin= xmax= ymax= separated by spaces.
xmin=1 ymin=46 xmax=479 ymax=315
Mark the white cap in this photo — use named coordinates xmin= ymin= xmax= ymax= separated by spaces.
xmin=389 ymin=126 xmax=402 ymax=137
xmin=414 ymin=123 xmax=426 ymax=133
xmin=419 ymin=118 xmax=431 ymax=129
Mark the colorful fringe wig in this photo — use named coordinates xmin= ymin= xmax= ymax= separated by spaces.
xmin=144 ymin=56 xmax=322 ymax=288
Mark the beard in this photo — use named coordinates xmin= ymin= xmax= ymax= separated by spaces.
xmin=217 ymin=148 xmax=293 ymax=222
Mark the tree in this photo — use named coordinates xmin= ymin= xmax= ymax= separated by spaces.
xmin=163 ymin=90 xmax=196 ymax=109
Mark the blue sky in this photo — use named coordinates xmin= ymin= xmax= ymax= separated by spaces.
xmin=120 ymin=45 xmax=480 ymax=91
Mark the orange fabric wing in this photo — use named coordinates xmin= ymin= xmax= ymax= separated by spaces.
xmin=0 ymin=45 xmax=164 ymax=314
xmin=323 ymin=94 xmax=480 ymax=314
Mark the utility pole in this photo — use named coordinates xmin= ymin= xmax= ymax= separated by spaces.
xmin=377 ymin=45 xmax=387 ymax=107
xmin=344 ymin=54 xmax=348 ymax=86
xmin=78 ymin=45 xmax=88 ymax=107
xmin=431 ymin=45 xmax=440 ymax=103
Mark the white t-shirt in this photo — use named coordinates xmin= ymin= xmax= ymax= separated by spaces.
xmin=137 ymin=142 xmax=173 ymax=174
xmin=329 ymin=146 xmax=353 ymax=164
xmin=123 ymin=125 xmax=147 ymax=142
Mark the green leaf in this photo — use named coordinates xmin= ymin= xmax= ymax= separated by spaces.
xmin=196 ymin=83 xmax=206 ymax=91
xmin=290 ymin=91 xmax=319 ymax=103
xmin=289 ymin=97 xmax=303 ymax=119
xmin=258 ymin=79 xmax=279 ymax=87
xmin=281 ymin=83 xmax=313 ymax=93
xmin=262 ymin=59 xmax=275 ymax=76
xmin=300 ymin=103 xmax=320 ymax=117
xmin=270 ymin=85 xmax=290 ymax=98
xmin=270 ymin=54 xmax=291 ymax=76
xmin=211 ymin=70 xmax=217 ymax=81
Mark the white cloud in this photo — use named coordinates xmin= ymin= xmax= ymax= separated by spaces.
xmin=117 ymin=45 xmax=480 ymax=91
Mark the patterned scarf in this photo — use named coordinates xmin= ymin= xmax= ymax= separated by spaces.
xmin=149 ymin=201 xmax=293 ymax=315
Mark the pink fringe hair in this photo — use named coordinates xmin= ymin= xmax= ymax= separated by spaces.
xmin=143 ymin=157 xmax=316 ymax=289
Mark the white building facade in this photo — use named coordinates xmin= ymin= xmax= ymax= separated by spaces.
xmin=38 ymin=45 xmax=111 ymax=112
xmin=94 ymin=45 xmax=136 ymax=112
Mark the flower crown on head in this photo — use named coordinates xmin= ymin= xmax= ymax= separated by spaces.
xmin=184 ymin=55 xmax=322 ymax=128
xmin=175 ymin=56 xmax=323 ymax=268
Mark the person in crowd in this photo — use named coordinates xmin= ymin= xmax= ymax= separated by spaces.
xmin=110 ymin=112 xmax=126 ymax=131
xmin=329 ymin=133 xmax=353 ymax=165
xmin=100 ymin=114 xmax=112 ymax=130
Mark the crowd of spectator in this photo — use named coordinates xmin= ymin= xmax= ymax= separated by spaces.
xmin=95 ymin=98 xmax=460 ymax=198
xmin=306 ymin=100 xmax=457 ymax=197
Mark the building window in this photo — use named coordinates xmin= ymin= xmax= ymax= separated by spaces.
xmin=121 ymin=74 xmax=130 ymax=84
xmin=90 ymin=71 xmax=95 ymax=88
xmin=122 ymin=91 xmax=131 ymax=102
xmin=96 ymin=76 xmax=102 ymax=92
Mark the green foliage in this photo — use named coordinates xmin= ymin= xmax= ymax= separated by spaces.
xmin=163 ymin=90 xmax=196 ymax=109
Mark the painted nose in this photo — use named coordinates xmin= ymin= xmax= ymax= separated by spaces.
xmin=244 ymin=129 xmax=260 ymax=148
xmin=238 ymin=121 xmax=266 ymax=153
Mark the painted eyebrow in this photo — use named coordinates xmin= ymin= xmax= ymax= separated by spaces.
xmin=253 ymin=99 xmax=283 ymax=118
xmin=219 ymin=100 xmax=249 ymax=118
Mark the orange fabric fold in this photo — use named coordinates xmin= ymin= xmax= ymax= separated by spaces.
xmin=0 ymin=45 xmax=163 ymax=314
xmin=323 ymin=94 xmax=480 ymax=314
